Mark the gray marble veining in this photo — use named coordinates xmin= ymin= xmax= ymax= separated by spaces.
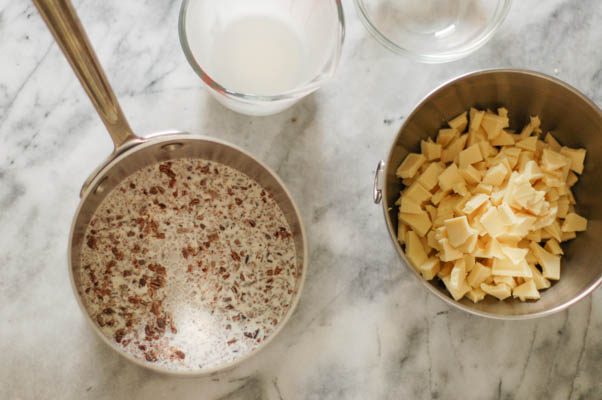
xmin=1 ymin=0 xmax=601 ymax=399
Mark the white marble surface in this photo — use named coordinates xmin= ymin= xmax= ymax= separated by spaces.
xmin=1 ymin=0 xmax=601 ymax=399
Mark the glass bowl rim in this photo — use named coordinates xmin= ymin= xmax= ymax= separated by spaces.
xmin=353 ymin=0 xmax=512 ymax=63
xmin=178 ymin=0 xmax=346 ymax=102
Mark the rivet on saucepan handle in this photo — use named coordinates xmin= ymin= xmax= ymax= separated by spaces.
xmin=373 ymin=160 xmax=385 ymax=204
xmin=161 ymin=142 xmax=184 ymax=152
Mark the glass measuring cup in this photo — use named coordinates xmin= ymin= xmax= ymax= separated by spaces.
xmin=179 ymin=0 xmax=345 ymax=116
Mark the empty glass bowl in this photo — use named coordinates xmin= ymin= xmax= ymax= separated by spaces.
xmin=354 ymin=0 xmax=512 ymax=63
xmin=179 ymin=0 xmax=345 ymax=116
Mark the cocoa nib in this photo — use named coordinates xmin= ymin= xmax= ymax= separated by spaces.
xmin=114 ymin=328 xmax=126 ymax=343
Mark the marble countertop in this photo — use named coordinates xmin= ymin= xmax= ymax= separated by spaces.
xmin=1 ymin=0 xmax=601 ymax=399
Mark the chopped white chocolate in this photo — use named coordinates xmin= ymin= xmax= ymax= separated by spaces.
xmin=404 ymin=182 xmax=431 ymax=204
xmin=492 ymin=257 xmax=532 ymax=278
xmin=482 ymin=163 xmax=509 ymax=186
xmin=448 ymin=111 xmax=468 ymax=133
xmin=450 ymin=258 xmax=467 ymax=290
xmin=469 ymin=108 xmax=485 ymax=132
xmin=460 ymin=165 xmax=482 ymax=185
xmin=491 ymin=130 xmax=515 ymax=146
xmin=438 ymin=238 xmax=463 ymax=262
xmin=544 ymin=132 xmax=562 ymax=151
xmin=480 ymin=207 xmax=507 ymax=238
xmin=516 ymin=136 xmax=538 ymax=152
xmin=561 ymin=212 xmax=587 ymax=232
xmin=399 ymin=211 xmax=432 ymax=237
xmin=437 ymin=128 xmax=459 ymax=147
xmin=459 ymin=144 xmax=484 ymax=169
xmin=438 ymin=164 xmax=465 ymax=192
xmin=417 ymin=162 xmax=443 ymax=191
xmin=407 ymin=230 xmax=428 ymax=268
xmin=421 ymin=140 xmax=443 ymax=161
xmin=444 ymin=216 xmax=473 ymax=247
xmin=396 ymin=107 xmax=587 ymax=304
xmin=466 ymin=288 xmax=486 ymax=303
xmin=396 ymin=153 xmax=426 ymax=179
xmin=400 ymin=198 xmax=423 ymax=214
xmin=513 ymin=279 xmax=540 ymax=301
xmin=541 ymin=149 xmax=569 ymax=171
xmin=544 ymin=238 xmax=564 ymax=255
xmin=480 ymin=283 xmax=512 ymax=300
xmin=467 ymin=262 xmax=491 ymax=288
xmin=462 ymin=194 xmax=489 ymax=215
xmin=528 ymin=264 xmax=551 ymax=290
xmin=529 ymin=242 xmax=560 ymax=280
xmin=442 ymin=274 xmax=471 ymax=301
xmin=481 ymin=113 xmax=507 ymax=139
xmin=418 ymin=257 xmax=440 ymax=280
xmin=560 ymin=147 xmax=586 ymax=174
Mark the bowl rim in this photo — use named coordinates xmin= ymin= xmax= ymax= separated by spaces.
xmin=353 ymin=0 xmax=513 ymax=63
xmin=178 ymin=0 xmax=346 ymax=102
xmin=382 ymin=68 xmax=602 ymax=320
xmin=69 ymin=132 xmax=309 ymax=376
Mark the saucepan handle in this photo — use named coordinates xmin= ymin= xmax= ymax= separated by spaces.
xmin=373 ymin=160 xmax=385 ymax=204
xmin=32 ymin=0 xmax=140 ymax=151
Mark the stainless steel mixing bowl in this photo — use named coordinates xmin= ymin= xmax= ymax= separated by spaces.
xmin=374 ymin=69 xmax=602 ymax=319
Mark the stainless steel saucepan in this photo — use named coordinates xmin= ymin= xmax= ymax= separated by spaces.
xmin=374 ymin=69 xmax=601 ymax=320
xmin=34 ymin=0 xmax=307 ymax=375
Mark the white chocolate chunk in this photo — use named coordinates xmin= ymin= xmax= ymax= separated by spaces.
xmin=480 ymin=207 xmax=507 ymax=238
xmin=438 ymin=238 xmax=463 ymax=262
xmin=397 ymin=153 xmax=426 ymax=179
xmin=529 ymin=242 xmax=560 ymax=280
xmin=544 ymin=238 xmax=564 ymax=255
xmin=516 ymin=136 xmax=538 ymax=152
xmin=513 ymin=279 xmax=540 ymax=301
xmin=467 ymin=262 xmax=491 ymax=288
xmin=418 ymin=257 xmax=440 ymax=280
xmin=450 ymin=258 xmax=467 ymax=290
xmin=466 ymin=288 xmax=486 ymax=303
xmin=459 ymin=144 xmax=484 ymax=169
xmin=444 ymin=216 xmax=473 ymax=247
xmin=500 ymin=245 xmax=528 ymax=265
xmin=399 ymin=211 xmax=432 ymax=237
xmin=442 ymin=274 xmax=471 ymax=301
xmin=541 ymin=149 xmax=569 ymax=171
xmin=448 ymin=111 xmax=468 ymax=133
xmin=492 ymin=257 xmax=532 ymax=277
xmin=469 ymin=108 xmax=485 ymax=132
xmin=462 ymin=194 xmax=489 ymax=215
xmin=417 ymin=162 xmax=443 ymax=191
xmin=437 ymin=128 xmax=459 ymax=147
xmin=407 ymin=230 xmax=428 ymax=268
xmin=544 ymin=132 xmax=562 ymax=151
xmin=491 ymin=130 xmax=515 ymax=146
xmin=560 ymin=147 xmax=586 ymax=174
xmin=404 ymin=182 xmax=431 ymax=204
xmin=421 ymin=140 xmax=443 ymax=161
xmin=480 ymin=282 xmax=512 ymax=300
xmin=561 ymin=212 xmax=587 ymax=232
xmin=460 ymin=165 xmax=482 ymax=185
xmin=481 ymin=113 xmax=507 ymax=139
xmin=482 ymin=163 xmax=509 ymax=186
xmin=528 ymin=264 xmax=551 ymax=290
xmin=438 ymin=164 xmax=465 ymax=192
xmin=400 ymin=198 xmax=423 ymax=214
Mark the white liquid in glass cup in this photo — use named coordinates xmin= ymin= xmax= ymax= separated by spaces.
xmin=179 ymin=0 xmax=345 ymax=116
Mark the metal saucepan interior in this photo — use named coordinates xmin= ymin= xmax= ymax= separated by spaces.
xmin=69 ymin=134 xmax=307 ymax=374
xmin=33 ymin=0 xmax=307 ymax=374
xmin=382 ymin=69 xmax=602 ymax=319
